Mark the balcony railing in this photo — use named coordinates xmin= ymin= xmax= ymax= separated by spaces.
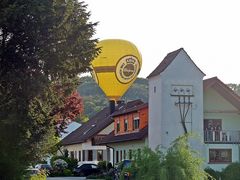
xmin=204 ymin=130 xmax=240 ymax=143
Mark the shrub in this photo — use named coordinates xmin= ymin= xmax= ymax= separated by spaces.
xmin=131 ymin=147 xmax=163 ymax=180
xmin=221 ymin=162 xmax=240 ymax=180
xmin=30 ymin=171 xmax=46 ymax=180
xmin=62 ymin=169 xmax=72 ymax=176
xmin=204 ymin=167 xmax=221 ymax=180
xmin=127 ymin=134 xmax=210 ymax=180
xmin=107 ymin=162 xmax=113 ymax=171
xmin=98 ymin=161 xmax=107 ymax=172
xmin=50 ymin=155 xmax=77 ymax=170
xmin=53 ymin=159 xmax=68 ymax=170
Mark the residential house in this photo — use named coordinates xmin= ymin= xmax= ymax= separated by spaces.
xmin=98 ymin=99 xmax=148 ymax=165
xmin=60 ymin=106 xmax=115 ymax=165
xmin=148 ymin=48 xmax=240 ymax=171
xmin=203 ymin=77 xmax=240 ymax=171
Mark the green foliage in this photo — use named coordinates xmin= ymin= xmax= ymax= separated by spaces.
xmin=228 ymin=84 xmax=240 ymax=95
xmin=78 ymin=76 xmax=148 ymax=118
xmin=221 ymin=162 xmax=240 ymax=180
xmin=127 ymin=134 xmax=210 ymax=180
xmin=164 ymin=135 xmax=208 ymax=180
xmin=98 ymin=161 xmax=107 ymax=172
xmin=130 ymin=147 xmax=164 ymax=180
xmin=0 ymin=0 xmax=98 ymax=178
xmin=62 ymin=169 xmax=72 ymax=176
xmin=50 ymin=155 xmax=77 ymax=171
xmin=30 ymin=172 xmax=46 ymax=180
xmin=205 ymin=167 xmax=220 ymax=180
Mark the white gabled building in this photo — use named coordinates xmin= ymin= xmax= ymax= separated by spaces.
xmin=148 ymin=48 xmax=240 ymax=171
xmin=148 ymin=48 xmax=205 ymax=151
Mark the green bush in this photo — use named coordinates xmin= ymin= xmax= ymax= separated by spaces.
xmin=221 ymin=162 xmax=240 ymax=180
xmin=98 ymin=161 xmax=107 ymax=172
xmin=50 ymin=155 xmax=77 ymax=170
xmin=204 ymin=167 xmax=221 ymax=180
xmin=30 ymin=172 xmax=46 ymax=180
xmin=62 ymin=169 xmax=72 ymax=176
xmin=125 ymin=134 xmax=210 ymax=180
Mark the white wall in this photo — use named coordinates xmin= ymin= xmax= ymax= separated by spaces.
xmin=149 ymin=50 xmax=205 ymax=154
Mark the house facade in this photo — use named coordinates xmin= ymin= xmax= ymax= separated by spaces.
xmin=203 ymin=77 xmax=240 ymax=171
xmin=60 ymin=106 xmax=114 ymax=165
xmin=98 ymin=100 xmax=148 ymax=165
xmin=148 ymin=48 xmax=205 ymax=153
xmin=148 ymin=48 xmax=240 ymax=171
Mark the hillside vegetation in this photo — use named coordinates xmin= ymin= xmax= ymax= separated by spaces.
xmin=78 ymin=76 xmax=240 ymax=119
xmin=78 ymin=76 xmax=148 ymax=118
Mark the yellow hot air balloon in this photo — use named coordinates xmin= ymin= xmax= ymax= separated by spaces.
xmin=91 ymin=39 xmax=142 ymax=102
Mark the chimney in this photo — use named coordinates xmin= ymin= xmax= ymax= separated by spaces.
xmin=117 ymin=100 xmax=125 ymax=106
xmin=109 ymin=100 xmax=116 ymax=114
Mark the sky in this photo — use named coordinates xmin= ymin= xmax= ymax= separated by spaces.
xmin=84 ymin=0 xmax=240 ymax=84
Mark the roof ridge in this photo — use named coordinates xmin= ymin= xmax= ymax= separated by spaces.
xmin=147 ymin=48 xmax=183 ymax=78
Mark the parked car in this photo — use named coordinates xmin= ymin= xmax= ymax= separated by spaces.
xmin=35 ymin=164 xmax=53 ymax=175
xmin=73 ymin=163 xmax=101 ymax=177
xmin=114 ymin=160 xmax=133 ymax=180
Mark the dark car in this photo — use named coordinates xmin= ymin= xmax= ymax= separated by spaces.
xmin=73 ymin=163 xmax=101 ymax=177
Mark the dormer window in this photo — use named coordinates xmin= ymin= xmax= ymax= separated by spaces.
xmin=133 ymin=113 xmax=140 ymax=130
xmin=116 ymin=120 xmax=120 ymax=133
xmin=124 ymin=119 xmax=128 ymax=132
xmin=133 ymin=117 xmax=140 ymax=130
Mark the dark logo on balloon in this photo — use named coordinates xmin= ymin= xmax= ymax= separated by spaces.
xmin=116 ymin=55 xmax=140 ymax=84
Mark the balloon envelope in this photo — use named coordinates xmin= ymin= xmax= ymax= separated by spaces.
xmin=91 ymin=39 xmax=142 ymax=101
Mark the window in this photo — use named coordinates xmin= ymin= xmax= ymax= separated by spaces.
xmin=116 ymin=120 xmax=120 ymax=133
xmin=124 ymin=119 xmax=128 ymax=132
xmin=82 ymin=150 xmax=85 ymax=161
xmin=154 ymin=86 xmax=156 ymax=93
xmin=116 ymin=151 xmax=119 ymax=163
xmin=97 ymin=150 xmax=103 ymax=161
xmin=209 ymin=149 xmax=232 ymax=163
xmin=78 ymin=151 xmax=81 ymax=161
xmin=204 ymin=119 xmax=222 ymax=141
xmin=133 ymin=118 xmax=140 ymax=130
xmin=88 ymin=150 xmax=93 ymax=161
xmin=70 ymin=151 xmax=74 ymax=159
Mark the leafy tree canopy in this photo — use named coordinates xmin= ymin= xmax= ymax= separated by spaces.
xmin=0 ymin=0 xmax=98 ymax=178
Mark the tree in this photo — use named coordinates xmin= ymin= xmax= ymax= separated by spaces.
xmin=228 ymin=83 xmax=240 ymax=96
xmin=129 ymin=134 xmax=211 ymax=180
xmin=53 ymin=91 xmax=84 ymax=136
xmin=0 ymin=0 xmax=99 ymax=179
